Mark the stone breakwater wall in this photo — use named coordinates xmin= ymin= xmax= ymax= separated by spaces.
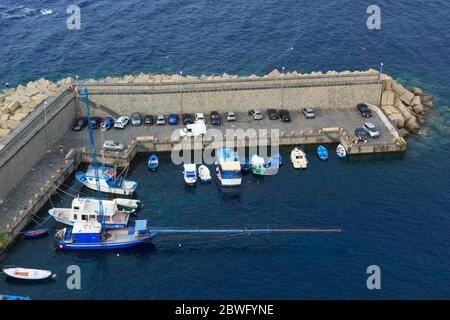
xmin=380 ymin=79 xmax=433 ymax=136
xmin=79 ymin=69 xmax=382 ymax=116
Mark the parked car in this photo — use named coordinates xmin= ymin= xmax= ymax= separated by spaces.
xmin=114 ymin=116 xmax=129 ymax=129
xmin=179 ymin=123 xmax=207 ymax=138
xmin=267 ymin=108 xmax=279 ymax=120
xmin=131 ymin=112 xmax=143 ymax=126
xmin=248 ymin=109 xmax=263 ymax=120
xmin=354 ymin=128 xmax=367 ymax=142
xmin=357 ymin=103 xmax=372 ymax=118
xmin=100 ymin=116 xmax=115 ymax=131
xmin=103 ymin=140 xmax=125 ymax=151
xmin=226 ymin=111 xmax=236 ymax=122
xmin=156 ymin=114 xmax=166 ymax=125
xmin=363 ymin=122 xmax=380 ymax=138
xmin=195 ymin=113 xmax=205 ymax=124
xmin=168 ymin=114 xmax=179 ymax=125
xmin=144 ymin=115 xmax=154 ymax=126
xmin=182 ymin=113 xmax=194 ymax=125
xmin=210 ymin=111 xmax=221 ymax=125
xmin=278 ymin=109 xmax=291 ymax=122
xmin=302 ymin=107 xmax=316 ymax=119
xmin=72 ymin=117 xmax=87 ymax=131
xmin=90 ymin=116 xmax=102 ymax=129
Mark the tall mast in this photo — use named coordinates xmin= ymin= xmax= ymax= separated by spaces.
xmin=79 ymin=88 xmax=105 ymax=227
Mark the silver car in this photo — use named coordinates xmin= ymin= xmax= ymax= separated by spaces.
xmin=226 ymin=111 xmax=236 ymax=121
xmin=156 ymin=114 xmax=166 ymax=125
xmin=103 ymin=140 xmax=125 ymax=151
xmin=302 ymin=107 xmax=316 ymax=119
xmin=363 ymin=122 xmax=380 ymax=138
xmin=249 ymin=109 xmax=263 ymax=120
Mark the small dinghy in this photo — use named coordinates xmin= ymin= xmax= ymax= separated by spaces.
xmin=267 ymin=153 xmax=282 ymax=167
xmin=336 ymin=144 xmax=347 ymax=158
xmin=147 ymin=154 xmax=159 ymax=171
xmin=290 ymin=148 xmax=308 ymax=169
xmin=239 ymin=157 xmax=251 ymax=173
xmin=183 ymin=164 xmax=197 ymax=185
xmin=2 ymin=267 xmax=53 ymax=280
xmin=24 ymin=228 xmax=49 ymax=239
xmin=198 ymin=165 xmax=212 ymax=183
xmin=317 ymin=145 xmax=329 ymax=161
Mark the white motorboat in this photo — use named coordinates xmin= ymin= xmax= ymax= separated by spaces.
xmin=290 ymin=148 xmax=308 ymax=169
xmin=2 ymin=267 xmax=53 ymax=280
xmin=49 ymin=197 xmax=134 ymax=228
xmin=198 ymin=165 xmax=212 ymax=183
xmin=251 ymin=154 xmax=266 ymax=175
xmin=75 ymin=165 xmax=137 ymax=195
xmin=183 ymin=164 xmax=197 ymax=185
xmin=216 ymin=148 xmax=242 ymax=187
xmin=336 ymin=144 xmax=347 ymax=158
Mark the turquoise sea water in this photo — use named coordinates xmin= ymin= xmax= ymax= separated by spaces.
xmin=0 ymin=0 xmax=449 ymax=299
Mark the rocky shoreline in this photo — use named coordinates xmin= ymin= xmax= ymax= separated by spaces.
xmin=0 ymin=69 xmax=432 ymax=140
xmin=380 ymin=78 xmax=433 ymax=137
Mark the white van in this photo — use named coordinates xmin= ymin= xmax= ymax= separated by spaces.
xmin=179 ymin=123 xmax=207 ymax=138
xmin=114 ymin=116 xmax=129 ymax=129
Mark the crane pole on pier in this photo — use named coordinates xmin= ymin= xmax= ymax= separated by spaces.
xmin=79 ymin=88 xmax=105 ymax=227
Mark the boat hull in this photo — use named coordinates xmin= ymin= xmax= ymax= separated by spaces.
xmin=55 ymin=233 xmax=157 ymax=250
xmin=24 ymin=228 xmax=49 ymax=238
xmin=76 ymin=173 xmax=137 ymax=195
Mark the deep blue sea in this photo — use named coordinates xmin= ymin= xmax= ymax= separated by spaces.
xmin=1 ymin=0 xmax=449 ymax=299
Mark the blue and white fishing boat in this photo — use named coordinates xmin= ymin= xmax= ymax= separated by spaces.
xmin=75 ymin=166 xmax=137 ymax=195
xmin=183 ymin=163 xmax=197 ymax=185
xmin=317 ymin=145 xmax=329 ymax=161
xmin=216 ymin=148 xmax=242 ymax=187
xmin=239 ymin=156 xmax=251 ymax=173
xmin=336 ymin=144 xmax=347 ymax=158
xmin=147 ymin=154 xmax=159 ymax=171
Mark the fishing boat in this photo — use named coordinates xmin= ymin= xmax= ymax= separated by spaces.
xmin=198 ymin=165 xmax=212 ymax=183
xmin=49 ymin=197 xmax=135 ymax=228
xmin=336 ymin=144 xmax=347 ymax=158
xmin=75 ymin=168 xmax=137 ymax=195
xmin=317 ymin=145 xmax=329 ymax=161
xmin=239 ymin=156 xmax=251 ymax=173
xmin=55 ymin=220 xmax=158 ymax=250
xmin=183 ymin=163 xmax=197 ymax=185
xmin=251 ymin=154 xmax=266 ymax=175
xmin=216 ymin=148 xmax=242 ymax=187
xmin=0 ymin=294 xmax=32 ymax=300
xmin=147 ymin=154 xmax=159 ymax=171
xmin=268 ymin=153 xmax=282 ymax=167
xmin=24 ymin=228 xmax=48 ymax=239
xmin=2 ymin=267 xmax=53 ymax=280
xmin=290 ymin=148 xmax=308 ymax=169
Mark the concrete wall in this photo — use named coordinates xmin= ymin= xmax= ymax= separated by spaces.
xmin=0 ymin=94 xmax=76 ymax=199
xmin=87 ymin=81 xmax=379 ymax=117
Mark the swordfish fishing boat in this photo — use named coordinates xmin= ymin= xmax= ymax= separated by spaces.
xmin=49 ymin=197 xmax=139 ymax=228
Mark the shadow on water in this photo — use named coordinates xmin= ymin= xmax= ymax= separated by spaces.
xmin=346 ymin=152 xmax=405 ymax=163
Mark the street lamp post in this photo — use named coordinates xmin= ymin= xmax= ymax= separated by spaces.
xmin=179 ymin=71 xmax=183 ymax=114
xmin=377 ymin=62 xmax=384 ymax=106
xmin=281 ymin=67 xmax=285 ymax=108
xmin=43 ymin=101 xmax=50 ymax=152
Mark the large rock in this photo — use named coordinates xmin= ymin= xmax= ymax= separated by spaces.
xmin=134 ymin=73 xmax=150 ymax=83
xmin=413 ymin=104 xmax=424 ymax=114
xmin=5 ymin=100 xmax=21 ymax=113
xmin=389 ymin=113 xmax=405 ymax=128
xmin=411 ymin=87 xmax=424 ymax=96
xmin=381 ymin=90 xmax=395 ymax=106
xmin=400 ymin=90 xmax=415 ymax=105
xmin=422 ymin=95 xmax=433 ymax=108
xmin=382 ymin=105 xmax=397 ymax=116
xmin=392 ymin=81 xmax=415 ymax=105
xmin=10 ymin=113 xmax=28 ymax=122
xmin=405 ymin=117 xmax=420 ymax=133
xmin=266 ymin=69 xmax=282 ymax=78
xmin=123 ymin=75 xmax=134 ymax=83
xmin=411 ymin=95 xmax=421 ymax=106
xmin=398 ymin=128 xmax=409 ymax=138
xmin=397 ymin=102 xmax=414 ymax=121
xmin=0 ymin=128 xmax=11 ymax=138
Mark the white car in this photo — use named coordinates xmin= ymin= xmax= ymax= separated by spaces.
xmin=156 ymin=114 xmax=166 ymax=125
xmin=179 ymin=123 xmax=206 ymax=138
xmin=103 ymin=140 xmax=125 ymax=151
xmin=363 ymin=122 xmax=380 ymax=138
xmin=195 ymin=113 xmax=205 ymax=123
xmin=226 ymin=111 xmax=236 ymax=122
xmin=114 ymin=116 xmax=129 ymax=129
xmin=248 ymin=109 xmax=263 ymax=120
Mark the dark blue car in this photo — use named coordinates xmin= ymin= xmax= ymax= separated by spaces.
xmin=168 ymin=114 xmax=178 ymax=125
xmin=101 ymin=116 xmax=115 ymax=131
